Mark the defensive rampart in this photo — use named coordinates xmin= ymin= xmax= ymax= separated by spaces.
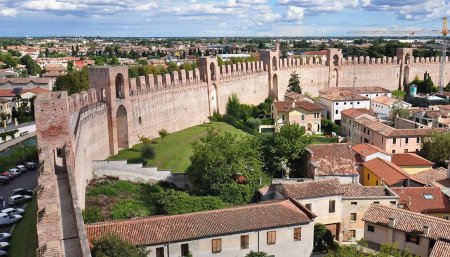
xmin=34 ymin=47 xmax=450 ymax=256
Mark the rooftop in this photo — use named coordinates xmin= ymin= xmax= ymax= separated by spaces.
xmin=307 ymin=143 xmax=361 ymax=176
xmin=275 ymin=178 xmax=344 ymax=199
xmin=341 ymin=183 xmax=395 ymax=198
xmin=362 ymin=158 xmax=409 ymax=186
xmin=352 ymin=143 xmax=388 ymax=157
xmin=412 ymin=167 xmax=448 ymax=186
xmin=86 ymin=199 xmax=314 ymax=246
xmin=391 ymin=153 xmax=434 ymax=167
xmin=273 ymin=100 xmax=324 ymax=113
xmin=320 ymin=90 xmax=370 ymax=101
xmin=371 ymin=95 xmax=397 ymax=106
xmin=363 ymin=204 xmax=450 ymax=241
xmin=320 ymin=86 xmax=391 ymax=95
xmin=341 ymin=108 xmax=376 ymax=119
xmin=391 ymin=187 xmax=450 ymax=214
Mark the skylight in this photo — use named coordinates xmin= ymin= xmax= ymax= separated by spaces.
xmin=423 ymin=194 xmax=434 ymax=200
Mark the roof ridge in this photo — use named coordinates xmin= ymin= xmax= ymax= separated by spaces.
xmin=368 ymin=204 xmax=450 ymax=224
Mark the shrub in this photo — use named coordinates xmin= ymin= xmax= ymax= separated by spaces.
xmin=91 ymin=233 xmax=149 ymax=257
xmin=159 ymin=189 xmax=228 ymax=215
xmin=140 ymin=143 xmax=155 ymax=161
xmin=222 ymin=114 xmax=257 ymax=134
xmin=246 ymin=117 xmax=262 ymax=130
xmin=111 ymin=199 xmax=151 ymax=219
xmin=208 ymin=111 xmax=222 ymax=122
xmin=82 ymin=206 xmax=104 ymax=223
xmin=321 ymin=119 xmax=340 ymax=135
xmin=215 ymin=183 xmax=256 ymax=205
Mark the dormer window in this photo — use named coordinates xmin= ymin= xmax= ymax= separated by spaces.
xmin=424 ymin=194 xmax=434 ymax=199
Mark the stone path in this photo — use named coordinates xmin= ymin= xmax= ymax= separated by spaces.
xmin=0 ymin=132 xmax=35 ymax=152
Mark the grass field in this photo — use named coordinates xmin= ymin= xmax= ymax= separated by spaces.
xmin=108 ymin=122 xmax=246 ymax=173
xmin=9 ymin=196 xmax=37 ymax=257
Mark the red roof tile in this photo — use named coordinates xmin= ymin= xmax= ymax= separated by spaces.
xmin=320 ymin=91 xmax=370 ymax=101
xmin=307 ymin=143 xmax=361 ymax=176
xmin=341 ymin=108 xmax=376 ymax=119
xmin=362 ymin=158 xmax=409 ymax=186
xmin=391 ymin=187 xmax=450 ymax=213
xmin=412 ymin=168 xmax=448 ymax=185
xmin=276 ymin=179 xmax=344 ymax=199
xmin=391 ymin=153 xmax=434 ymax=167
xmin=341 ymin=184 xmax=393 ymax=198
xmin=86 ymin=199 xmax=314 ymax=246
xmin=430 ymin=239 xmax=450 ymax=257
xmin=273 ymin=100 xmax=324 ymax=113
xmin=352 ymin=143 xmax=387 ymax=157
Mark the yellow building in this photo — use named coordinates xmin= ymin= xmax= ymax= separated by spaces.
xmin=0 ymin=98 xmax=11 ymax=118
xmin=361 ymin=158 xmax=423 ymax=187
xmin=391 ymin=153 xmax=434 ymax=175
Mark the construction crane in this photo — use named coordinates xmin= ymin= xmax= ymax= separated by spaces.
xmin=348 ymin=17 xmax=448 ymax=93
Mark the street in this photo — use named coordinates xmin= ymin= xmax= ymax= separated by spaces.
xmin=0 ymin=169 xmax=38 ymax=234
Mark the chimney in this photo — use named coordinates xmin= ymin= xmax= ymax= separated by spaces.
xmin=423 ymin=225 xmax=430 ymax=236
xmin=388 ymin=217 xmax=396 ymax=228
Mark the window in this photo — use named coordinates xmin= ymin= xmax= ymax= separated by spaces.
xmin=406 ymin=234 xmax=420 ymax=245
xmin=336 ymin=102 xmax=338 ymax=105
xmin=138 ymin=116 xmax=142 ymax=124
xmin=212 ymin=239 xmax=222 ymax=253
xmin=156 ymin=247 xmax=164 ymax=257
xmin=393 ymin=138 xmax=396 ymax=144
xmin=423 ymin=194 xmax=434 ymax=199
xmin=181 ymin=244 xmax=189 ymax=257
xmin=368 ymin=225 xmax=375 ymax=232
xmin=350 ymin=213 xmax=357 ymax=222
xmin=344 ymin=102 xmax=347 ymax=105
xmin=390 ymin=201 xmax=396 ymax=205
xmin=350 ymin=230 xmax=356 ymax=238
xmin=267 ymin=231 xmax=276 ymax=245
xmin=282 ymin=115 xmax=285 ymax=120
xmin=404 ymin=149 xmax=408 ymax=153
xmin=305 ymin=203 xmax=312 ymax=211
xmin=417 ymin=137 xmax=420 ymax=143
xmin=405 ymin=138 xmax=409 ymax=144
xmin=392 ymin=150 xmax=396 ymax=154
xmin=367 ymin=173 xmax=370 ymax=180
xmin=335 ymin=110 xmax=338 ymax=114
xmin=301 ymin=115 xmax=305 ymax=121
xmin=373 ymin=201 xmax=380 ymax=204
xmin=351 ymin=201 xmax=357 ymax=205
xmin=294 ymin=227 xmax=302 ymax=241
xmin=376 ymin=180 xmax=379 ymax=185
xmin=240 ymin=235 xmax=249 ymax=249
xmin=443 ymin=216 xmax=450 ymax=220
xmin=329 ymin=200 xmax=336 ymax=213
xmin=357 ymin=101 xmax=360 ymax=104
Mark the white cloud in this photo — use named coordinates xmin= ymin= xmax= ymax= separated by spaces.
xmin=135 ymin=2 xmax=157 ymax=11
xmin=286 ymin=6 xmax=304 ymax=21
xmin=0 ymin=7 xmax=17 ymax=16
xmin=22 ymin=0 xmax=86 ymax=11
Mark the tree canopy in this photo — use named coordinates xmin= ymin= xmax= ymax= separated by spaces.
xmin=53 ymin=67 xmax=89 ymax=94
xmin=421 ymin=132 xmax=450 ymax=165
xmin=287 ymin=71 xmax=301 ymax=94
xmin=91 ymin=233 xmax=149 ymax=257
xmin=20 ymin=55 xmax=41 ymax=75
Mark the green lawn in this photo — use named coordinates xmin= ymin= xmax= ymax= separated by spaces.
xmin=108 ymin=122 xmax=246 ymax=173
xmin=9 ymin=195 xmax=37 ymax=257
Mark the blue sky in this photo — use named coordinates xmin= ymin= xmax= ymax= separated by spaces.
xmin=0 ymin=0 xmax=449 ymax=37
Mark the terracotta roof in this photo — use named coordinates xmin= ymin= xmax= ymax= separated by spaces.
xmin=0 ymin=78 xmax=52 ymax=84
xmin=307 ymin=143 xmax=361 ymax=176
xmin=391 ymin=187 xmax=450 ymax=213
xmin=86 ymin=199 xmax=314 ymax=246
xmin=341 ymin=184 xmax=394 ymax=198
xmin=320 ymin=91 xmax=370 ymax=101
xmin=23 ymin=87 xmax=50 ymax=94
xmin=430 ymin=239 xmax=450 ymax=257
xmin=0 ymin=89 xmax=15 ymax=97
xmin=362 ymin=158 xmax=409 ymax=186
xmin=371 ymin=95 xmax=396 ymax=106
xmin=0 ymin=98 xmax=10 ymax=104
xmin=276 ymin=179 xmax=344 ymax=199
xmin=391 ymin=153 xmax=434 ymax=167
xmin=302 ymin=50 xmax=328 ymax=55
xmin=412 ymin=168 xmax=448 ymax=185
xmin=0 ymin=87 xmax=49 ymax=97
xmin=352 ymin=143 xmax=387 ymax=157
xmin=285 ymin=91 xmax=306 ymax=100
xmin=273 ymin=100 xmax=324 ymax=113
xmin=425 ymin=111 xmax=441 ymax=119
xmin=341 ymin=108 xmax=376 ymax=119
xmin=362 ymin=204 xmax=450 ymax=241
xmin=320 ymin=86 xmax=391 ymax=95
xmin=44 ymin=64 xmax=65 ymax=71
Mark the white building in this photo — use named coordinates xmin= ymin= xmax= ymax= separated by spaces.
xmin=370 ymin=95 xmax=412 ymax=119
xmin=319 ymin=91 xmax=370 ymax=123
xmin=86 ymin=200 xmax=316 ymax=257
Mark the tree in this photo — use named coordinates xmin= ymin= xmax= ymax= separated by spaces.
xmin=314 ymin=223 xmax=336 ymax=252
xmin=158 ymin=129 xmax=169 ymax=142
xmin=391 ymin=106 xmax=409 ymax=119
xmin=67 ymin=60 xmax=74 ymax=73
xmin=20 ymin=55 xmax=41 ymax=76
xmin=421 ymin=132 xmax=450 ymax=165
xmin=186 ymin=129 xmax=269 ymax=201
xmin=325 ymin=242 xmax=414 ymax=257
xmin=287 ymin=71 xmax=301 ymax=94
xmin=246 ymin=251 xmax=269 ymax=257
xmin=140 ymin=143 xmax=155 ymax=161
xmin=321 ymin=119 xmax=340 ymax=135
xmin=109 ymin=56 xmax=119 ymax=65
xmin=91 ymin=233 xmax=149 ymax=257
xmin=392 ymin=90 xmax=406 ymax=100
xmin=226 ymin=94 xmax=241 ymax=119
xmin=53 ymin=67 xmax=89 ymax=94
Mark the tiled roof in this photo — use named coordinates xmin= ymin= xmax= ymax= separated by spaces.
xmin=412 ymin=168 xmax=447 ymax=185
xmin=341 ymin=184 xmax=393 ymax=198
xmin=391 ymin=187 xmax=450 ymax=213
xmin=371 ymin=96 xmax=396 ymax=106
xmin=86 ymin=199 xmax=314 ymax=246
xmin=307 ymin=143 xmax=361 ymax=176
xmin=352 ymin=143 xmax=387 ymax=157
xmin=341 ymin=108 xmax=376 ymax=119
xmin=276 ymin=179 xmax=344 ymax=199
xmin=285 ymin=91 xmax=306 ymax=100
xmin=391 ymin=153 xmax=434 ymax=167
xmin=302 ymin=50 xmax=328 ymax=55
xmin=295 ymin=101 xmax=325 ymax=112
xmin=0 ymin=89 xmax=15 ymax=97
xmin=0 ymin=98 xmax=10 ymax=104
xmin=362 ymin=158 xmax=409 ymax=186
xmin=0 ymin=87 xmax=50 ymax=97
xmin=320 ymin=86 xmax=391 ymax=94
xmin=0 ymin=78 xmax=52 ymax=84
xmin=273 ymin=100 xmax=324 ymax=113
xmin=320 ymin=91 xmax=370 ymax=101
xmin=430 ymin=239 xmax=450 ymax=257
xmin=362 ymin=204 xmax=450 ymax=241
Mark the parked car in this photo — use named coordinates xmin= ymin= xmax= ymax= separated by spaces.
xmin=0 ymin=241 xmax=8 ymax=250
xmin=0 ymin=213 xmax=21 ymax=226
xmin=0 ymin=233 xmax=11 ymax=242
xmin=0 ymin=250 xmax=6 ymax=256
xmin=25 ymin=162 xmax=37 ymax=170
xmin=16 ymin=165 xmax=26 ymax=173
xmin=1 ymin=172 xmax=13 ymax=180
xmin=0 ymin=176 xmax=9 ymax=185
xmin=8 ymin=168 xmax=21 ymax=177
xmin=11 ymin=188 xmax=33 ymax=197
xmin=8 ymin=195 xmax=32 ymax=206
xmin=19 ymin=131 xmax=28 ymax=136
xmin=1 ymin=208 xmax=24 ymax=216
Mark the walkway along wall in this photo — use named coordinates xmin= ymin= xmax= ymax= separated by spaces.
xmin=34 ymin=47 xmax=450 ymax=256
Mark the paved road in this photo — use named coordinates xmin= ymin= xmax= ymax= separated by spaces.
xmin=0 ymin=133 xmax=36 ymax=152
xmin=0 ymin=169 xmax=38 ymax=234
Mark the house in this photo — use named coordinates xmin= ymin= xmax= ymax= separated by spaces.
xmin=340 ymin=109 xmax=447 ymax=153
xmin=412 ymin=104 xmax=450 ymax=128
xmin=263 ymin=179 xmax=399 ymax=242
xmin=319 ymin=91 xmax=370 ymax=123
xmin=320 ymin=86 xmax=391 ymax=100
xmin=391 ymin=187 xmax=450 ymax=220
xmin=284 ymin=92 xmax=313 ymax=103
xmin=351 ymin=143 xmax=391 ymax=162
xmin=303 ymin=143 xmax=361 ymax=184
xmin=340 ymin=108 xmax=376 ymax=136
xmin=391 ymin=153 xmax=434 ymax=175
xmin=370 ymin=95 xmax=412 ymax=119
xmin=0 ymin=98 xmax=12 ymax=118
xmin=86 ymin=200 xmax=316 ymax=257
xmin=361 ymin=157 xmax=424 ymax=187
xmin=271 ymin=100 xmax=324 ymax=133
xmin=0 ymin=78 xmax=54 ymax=91
xmin=363 ymin=204 xmax=450 ymax=257
xmin=0 ymin=87 xmax=49 ymax=111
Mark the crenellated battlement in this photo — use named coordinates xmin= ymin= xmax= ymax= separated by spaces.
xmin=68 ymin=88 xmax=99 ymax=112
xmin=219 ymin=60 xmax=266 ymax=78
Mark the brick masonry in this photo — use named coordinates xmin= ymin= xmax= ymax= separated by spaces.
xmin=33 ymin=47 xmax=450 ymax=256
